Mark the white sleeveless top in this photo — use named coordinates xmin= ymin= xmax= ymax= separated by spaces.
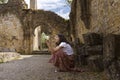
xmin=59 ymin=42 xmax=74 ymax=55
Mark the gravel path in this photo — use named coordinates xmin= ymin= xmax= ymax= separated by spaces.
xmin=0 ymin=55 xmax=107 ymax=80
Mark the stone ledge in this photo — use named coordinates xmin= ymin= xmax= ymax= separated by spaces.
xmin=0 ymin=52 xmax=21 ymax=63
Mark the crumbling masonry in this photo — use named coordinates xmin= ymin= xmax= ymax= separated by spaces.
xmin=70 ymin=0 xmax=120 ymax=80
xmin=0 ymin=0 xmax=68 ymax=54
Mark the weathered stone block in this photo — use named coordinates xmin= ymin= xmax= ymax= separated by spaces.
xmin=83 ymin=33 xmax=103 ymax=46
xmin=0 ymin=52 xmax=20 ymax=63
xmin=103 ymin=34 xmax=120 ymax=80
xmin=105 ymin=59 xmax=120 ymax=80
xmin=86 ymin=45 xmax=103 ymax=56
xmin=103 ymin=34 xmax=120 ymax=61
xmin=74 ymin=44 xmax=88 ymax=66
xmin=77 ymin=44 xmax=87 ymax=55
xmin=87 ymin=55 xmax=104 ymax=72
xmin=79 ymin=55 xmax=88 ymax=66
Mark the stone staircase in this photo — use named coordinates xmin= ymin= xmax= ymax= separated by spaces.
xmin=32 ymin=50 xmax=50 ymax=55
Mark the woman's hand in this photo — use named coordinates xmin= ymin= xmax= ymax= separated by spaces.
xmin=45 ymin=39 xmax=50 ymax=46
xmin=45 ymin=39 xmax=62 ymax=54
xmin=45 ymin=39 xmax=53 ymax=52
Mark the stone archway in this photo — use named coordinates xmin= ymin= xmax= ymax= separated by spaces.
xmin=31 ymin=21 xmax=66 ymax=53
xmin=21 ymin=9 xmax=68 ymax=54
xmin=0 ymin=0 xmax=68 ymax=54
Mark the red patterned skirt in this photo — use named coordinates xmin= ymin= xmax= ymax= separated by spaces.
xmin=49 ymin=49 xmax=75 ymax=71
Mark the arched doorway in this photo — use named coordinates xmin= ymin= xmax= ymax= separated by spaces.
xmin=22 ymin=9 xmax=68 ymax=54
xmin=33 ymin=25 xmax=51 ymax=53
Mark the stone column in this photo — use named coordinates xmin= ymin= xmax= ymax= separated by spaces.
xmin=30 ymin=0 xmax=37 ymax=9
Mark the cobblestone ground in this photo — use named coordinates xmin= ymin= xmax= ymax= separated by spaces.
xmin=0 ymin=55 xmax=107 ymax=80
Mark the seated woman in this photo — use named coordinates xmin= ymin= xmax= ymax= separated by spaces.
xmin=46 ymin=34 xmax=75 ymax=72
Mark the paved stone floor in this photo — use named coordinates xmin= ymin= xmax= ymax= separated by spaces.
xmin=0 ymin=55 xmax=108 ymax=80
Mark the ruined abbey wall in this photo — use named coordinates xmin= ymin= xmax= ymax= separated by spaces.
xmin=0 ymin=13 xmax=24 ymax=52
xmin=70 ymin=0 xmax=120 ymax=80
xmin=70 ymin=0 xmax=120 ymax=43
xmin=0 ymin=0 xmax=27 ymax=53
xmin=0 ymin=0 xmax=67 ymax=54
xmin=91 ymin=0 xmax=120 ymax=34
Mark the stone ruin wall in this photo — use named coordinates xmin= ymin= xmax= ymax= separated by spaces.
xmin=70 ymin=0 xmax=120 ymax=80
xmin=0 ymin=0 xmax=68 ymax=54
xmin=0 ymin=0 xmax=27 ymax=53
xmin=70 ymin=0 xmax=120 ymax=43
xmin=0 ymin=13 xmax=24 ymax=52
xmin=91 ymin=0 xmax=120 ymax=35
